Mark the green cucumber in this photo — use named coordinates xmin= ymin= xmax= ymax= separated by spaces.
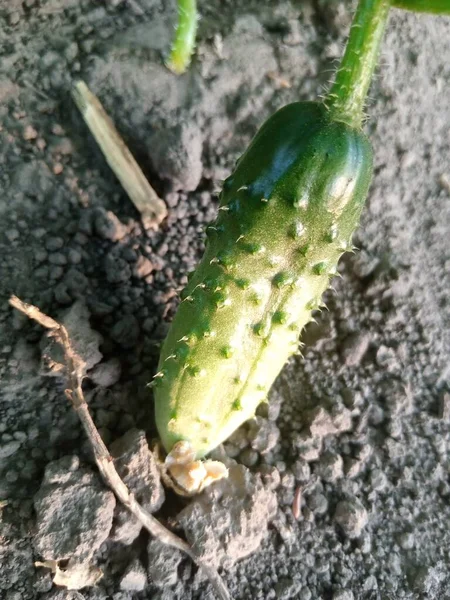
xmin=154 ymin=102 xmax=373 ymax=458
xmin=155 ymin=0 xmax=449 ymax=466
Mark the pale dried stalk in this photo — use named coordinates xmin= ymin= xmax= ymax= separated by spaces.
xmin=71 ymin=81 xmax=167 ymax=229
xmin=9 ymin=296 xmax=230 ymax=600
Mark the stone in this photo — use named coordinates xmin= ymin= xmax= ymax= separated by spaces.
xmin=334 ymin=498 xmax=368 ymax=539
xmin=292 ymin=459 xmax=311 ymax=483
xmin=93 ymin=208 xmax=127 ymax=241
xmin=89 ymin=358 xmax=122 ymax=387
xmin=110 ymin=429 xmax=164 ymax=545
xmin=120 ymin=559 xmax=147 ymax=592
xmin=132 ymin=256 xmax=154 ymax=278
xmin=332 ymin=590 xmax=354 ymax=600
xmin=147 ymin=538 xmax=183 ymax=588
xmin=306 ymin=407 xmax=336 ymax=437
xmin=293 ymin=432 xmax=322 ymax=462
xmin=306 ymin=492 xmax=328 ymax=515
xmin=341 ymin=333 xmax=371 ymax=367
xmin=247 ymin=417 xmax=280 ymax=454
xmin=316 ymin=451 xmax=344 ymax=483
xmin=33 ymin=456 xmax=115 ymax=561
xmin=110 ymin=315 xmax=140 ymax=348
xmin=178 ymin=465 xmax=277 ymax=569
xmin=149 ymin=122 xmax=203 ymax=192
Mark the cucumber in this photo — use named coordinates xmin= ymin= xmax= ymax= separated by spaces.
xmin=154 ymin=102 xmax=373 ymax=459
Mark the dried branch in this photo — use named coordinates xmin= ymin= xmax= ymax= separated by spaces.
xmin=9 ymin=296 xmax=231 ymax=600
xmin=71 ymin=81 xmax=167 ymax=230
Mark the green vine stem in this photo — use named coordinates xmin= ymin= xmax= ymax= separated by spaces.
xmin=392 ymin=0 xmax=450 ymax=14
xmin=166 ymin=0 xmax=198 ymax=75
xmin=326 ymin=0 xmax=392 ymax=129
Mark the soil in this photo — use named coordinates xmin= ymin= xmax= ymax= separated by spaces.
xmin=1 ymin=1 xmax=450 ymax=599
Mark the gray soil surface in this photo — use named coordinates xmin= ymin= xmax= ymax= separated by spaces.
xmin=1 ymin=1 xmax=450 ymax=599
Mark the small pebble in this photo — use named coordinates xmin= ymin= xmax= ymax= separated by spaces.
xmin=9 ymin=11 xmax=21 ymax=25
xmin=105 ymin=255 xmax=131 ymax=284
xmin=363 ymin=575 xmax=378 ymax=591
xmin=227 ymin=427 xmax=249 ymax=450
xmin=94 ymin=208 xmax=127 ymax=241
xmin=306 ymin=492 xmax=328 ymax=515
xmin=48 ymin=252 xmax=67 ymax=266
xmin=358 ymin=531 xmax=372 ymax=554
xmin=316 ymin=451 xmax=343 ymax=482
xmin=0 ymin=441 xmax=21 ymax=459
xmin=292 ymin=459 xmax=311 ymax=483
xmin=299 ymin=587 xmax=312 ymax=600
xmin=110 ymin=315 xmax=140 ymax=348
xmin=334 ymin=498 xmax=368 ymax=538
xmin=438 ymin=392 xmax=450 ymax=420
xmin=6 ymin=470 xmax=19 ymax=483
xmin=6 ymin=229 xmax=20 ymax=242
xmin=45 ymin=237 xmax=64 ymax=251
xmin=120 ymin=559 xmax=147 ymax=592
xmin=333 ymin=590 xmax=354 ymax=600
xmin=90 ymin=358 xmax=122 ymax=387
xmin=23 ymin=125 xmax=38 ymax=140
xmin=133 ymin=256 xmax=154 ymax=278
xmin=257 ymin=464 xmax=281 ymax=490
xmin=239 ymin=448 xmax=259 ymax=467
xmin=281 ymin=472 xmax=295 ymax=490
xmin=341 ymin=332 xmax=371 ymax=366
xmin=224 ymin=442 xmax=241 ymax=458
xmin=248 ymin=417 xmax=280 ymax=454
xmin=345 ymin=458 xmax=363 ymax=478
xmin=398 ymin=531 xmax=415 ymax=550
xmin=64 ymin=42 xmax=79 ymax=62
xmin=68 ymin=248 xmax=82 ymax=264
xmin=369 ymin=468 xmax=388 ymax=492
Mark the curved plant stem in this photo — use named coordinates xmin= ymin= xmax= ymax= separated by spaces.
xmin=392 ymin=0 xmax=450 ymax=14
xmin=166 ymin=0 xmax=198 ymax=75
xmin=326 ymin=0 xmax=392 ymax=129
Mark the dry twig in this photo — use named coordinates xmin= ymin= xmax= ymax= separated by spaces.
xmin=9 ymin=295 xmax=231 ymax=600
xmin=71 ymin=81 xmax=167 ymax=230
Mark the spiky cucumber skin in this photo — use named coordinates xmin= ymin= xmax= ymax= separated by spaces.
xmin=154 ymin=102 xmax=373 ymax=458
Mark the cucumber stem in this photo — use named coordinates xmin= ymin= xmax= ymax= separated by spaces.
xmin=166 ymin=0 xmax=198 ymax=75
xmin=326 ymin=0 xmax=392 ymax=129
xmin=392 ymin=0 xmax=450 ymax=14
